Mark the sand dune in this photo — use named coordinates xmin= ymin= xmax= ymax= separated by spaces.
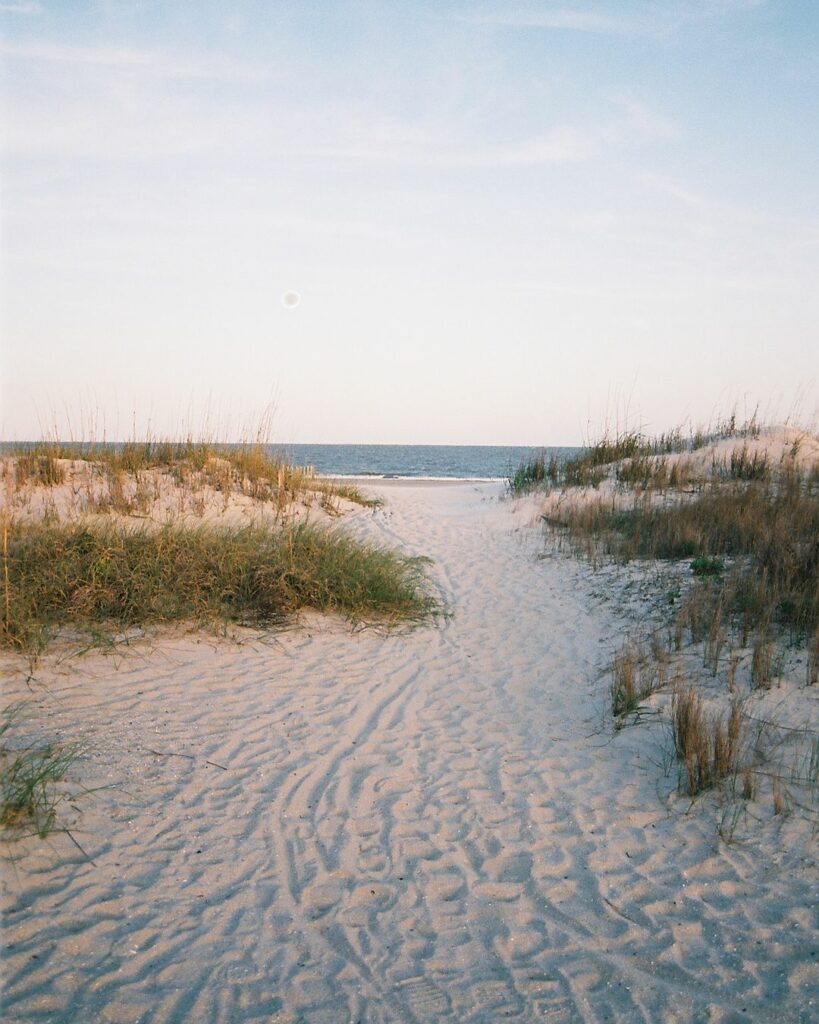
xmin=1 ymin=481 xmax=816 ymax=1023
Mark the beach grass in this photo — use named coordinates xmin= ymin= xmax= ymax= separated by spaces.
xmin=0 ymin=703 xmax=85 ymax=837
xmin=3 ymin=437 xmax=378 ymax=512
xmin=1 ymin=519 xmax=438 ymax=653
xmin=509 ymin=408 xmax=766 ymax=496
xmin=528 ymin=415 xmax=818 ymax=819
xmin=609 ymin=640 xmax=667 ymax=722
xmin=510 ymin=451 xmax=560 ymax=493
xmin=547 ymin=466 xmax=818 ymax=638
xmin=672 ymin=688 xmax=743 ymax=797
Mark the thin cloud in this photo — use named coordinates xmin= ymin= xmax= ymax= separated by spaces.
xmin=310 ymin=124 xmax=599 ymax=167
xmin=299 ymin=99 xmax=678 ymax=168
xmin=1 ymin=40 xmax=155 ymax=67
xmin=448 ymin=1 xmax=769 ymax=38
xmin=642 ymin=173 xmax=709 ymax=208
xmin=614 ymin=97 xmax=680 ymax=141
xmin=449 ymin=5 xmax=657 ymax=37
xmin=0 ymin=2 xmax=42 ymax=13
xmin=0 ymin=39 xmax=271 ymax=82
xmin=3 ymin=79 xmax=674 ymax=169
xmin=463 ymin=126 xmax=600 ymax=165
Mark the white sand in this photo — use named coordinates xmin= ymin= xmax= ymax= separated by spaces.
xmin=1 ymin=480 xmax=817 ymax=1023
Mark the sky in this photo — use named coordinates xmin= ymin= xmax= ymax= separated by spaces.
xmin=1 ymin=0 xmax=817 ymax=444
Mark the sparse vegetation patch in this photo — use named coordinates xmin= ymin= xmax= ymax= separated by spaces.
xmin=531 ymin=415 xmax=818 ymax=829
xmin=0 ymin=704 xmax=85 ymax=837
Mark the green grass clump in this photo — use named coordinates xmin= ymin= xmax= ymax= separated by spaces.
xmin=727 ymin=446 xmax=769 ymax=482
xmin=566 ymin=432 xmax=644 ymax=481
xmin=1 ymin=520 xmax=437 ymax=652
xmin=510 ymin=452 xmax=559 ymax=493
xmin=510 ymin=432 xmax=649 ymax=494
xmin=0 ymin=704 xmax=84 ymax=836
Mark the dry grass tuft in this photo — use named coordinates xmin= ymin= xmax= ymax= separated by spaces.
xmin=772 ymin=776 xmax=788 ymax=815
xmin=807 ymin=631 xmax=818 ymax=687
xmin=742 ymin=767 xmax=756 ymax=800
xmin=672 ymin=687 xmax=743 ymax=797
xmin=9 ymin=453 xmax=66 ymax=488
xmin=751 ymin=637 xmax=775 ymax=690
xmin=609 ymin=640 xmax=668 ymax=721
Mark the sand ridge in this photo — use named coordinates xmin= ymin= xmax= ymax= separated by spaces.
xmin=1 ymin=482 xmax=816 ymax=1023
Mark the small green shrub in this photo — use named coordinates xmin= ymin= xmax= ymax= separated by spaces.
xmin=691 ymin=556 xmax=725 ymax=578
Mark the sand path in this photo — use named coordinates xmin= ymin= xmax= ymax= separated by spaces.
xmin=1 ymin=483 xmax=816 ymax=1023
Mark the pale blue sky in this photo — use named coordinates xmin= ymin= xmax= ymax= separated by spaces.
xmin=2 ymin=1 xmax=817 ymax=443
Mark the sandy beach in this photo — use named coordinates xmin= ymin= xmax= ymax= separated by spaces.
xmin=5 ymin=0 xmax=818 ymax=1014
xmin=1 ymin=478 xmax=816 ymax=1023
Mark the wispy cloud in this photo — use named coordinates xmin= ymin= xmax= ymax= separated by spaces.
xmin=1 ymin=40 xmax=156 ymax=67
xmin=473 ymin=126 xmax=598 ymax=164
xmin=1 ymin=31 xmax=678 ymax=172
xmin=0 ymin=40 xmax=271 ymax=82
xmin=642 ymin=173 xmax=710 ymax=209
xmin=613 ymin=97 xmax=680 ymax=141
xmin=448 ymin=4 xmax=658 ymax=37
xmin=0 ymin=1 xmax=42 ymax=14
xmin=299 ymin=95 xmax=677 ymax=168
xmin=448 ymin=1 xmax=770 ymax=38
xmin=310 ymin=123 xmax=600 ymax=167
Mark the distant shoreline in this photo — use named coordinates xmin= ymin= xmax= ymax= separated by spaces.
xmin=320 ymin=474 xmax=505 ymax=485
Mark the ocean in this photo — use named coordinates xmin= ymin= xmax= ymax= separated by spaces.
xmin=279 ymin=444 xmax=579 ymax=480
xmin=1 ymin=441 xmax=580 ymax=481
